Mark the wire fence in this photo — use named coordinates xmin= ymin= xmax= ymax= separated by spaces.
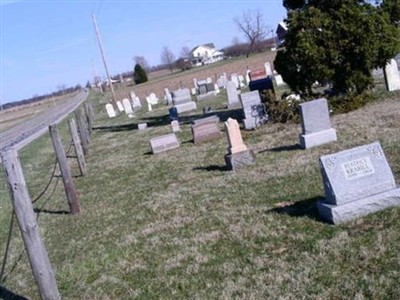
xmin=0 ymin=139 xmax=74 ymax=284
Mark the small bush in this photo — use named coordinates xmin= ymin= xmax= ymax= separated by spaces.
xmin=329 ymin=92 xmax=374 ymax=114
xmin=260 ymin=90 xmax=301 ymax=123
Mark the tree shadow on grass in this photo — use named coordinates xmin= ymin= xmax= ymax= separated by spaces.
xmin=268 ymin=196 xmax=323 ymax=221
xmin=193 ymin=165 xmax=228 ymax=172
xmin=0 ymin=285 xmax=28 ymax=300
xmin=259 ymin=143 xmax=301 ymax=154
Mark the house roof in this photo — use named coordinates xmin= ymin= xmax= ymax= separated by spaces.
xmin=190 ymin=43 xmax=216 ymax=54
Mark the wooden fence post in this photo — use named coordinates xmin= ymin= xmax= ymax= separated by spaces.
xmin=74 ymin=109 xmax=89 ymax=155
xmin=0 ymin=150 xmax=61 ymax=300
xmin=68 ymin=118 xmax=87 ymax=176
xmin=49 ymin=125 xmax=81 ymax=214
xmin=84 ymin=102 xmax=92 ymax=136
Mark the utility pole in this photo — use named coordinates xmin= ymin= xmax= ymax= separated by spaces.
xmin=92 ymin=13 xmax=117 ymax=107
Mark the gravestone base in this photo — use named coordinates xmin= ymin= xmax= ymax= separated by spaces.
xmin=300 ymin=128 xmax=337 ymax=149
xmin=225 ymin=150 xmax=256 ymax=171
xmin=318 ymin=188 xmax=400 ymax=224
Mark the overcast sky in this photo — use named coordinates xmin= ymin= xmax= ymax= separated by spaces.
xmin=1 ymin=0 xmax=286 ymax=104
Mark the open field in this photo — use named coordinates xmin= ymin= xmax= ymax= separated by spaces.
xmin=0 ymin=77 xmax=399 ymax=298
xmin=0 ymin=91 xmax=81 ymax=133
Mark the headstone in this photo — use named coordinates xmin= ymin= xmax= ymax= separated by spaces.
xmin=206 ymin=77 xmax=213 ymax=84
xmin=147 ymin=102 xmax=152 ymax=112
xmin=217 ymin=74 xmax=228 ymax=88
xmin=264 ymin=62 xmax=273 ymax=76
xmin=138 ymin=123 xmax=147 ymax=130
xmin=224 ymin=118 xmax=248 ymax=154
xmin=119 ymin=73 xmax=124 ymax=82
xmin=129 ymin=91 xmax=136 ymax=101
xmin=231 ymin=73 xmax=240 ymax=89
xmin=171 ymin=120 xmax=180 ymax=132
xmin=150 ymin=133 xmax=180 ymax=154
xmin=116 ymin=101 xmax=124 ymax=112
xmin=318 ymin=141 xmax=400 ymax=224
xmin=249 ymin=77 xmax=274 ymax=92
xmin=132 ymin=97 xmax=142 ymax=110
xmin=206 ymin=83 xmax=215 ymax=92
xmin=226 ymin=81 xmax=240 ymax=108
xmin=165 ymin=88 xmax=173 ymax=105
xmin=299 ymin=98 xmax=337 ymax=149
xmin=198 ymin=84 xmax=207 ymax=95
xmin=384 ymin=58 xmax=400 ymax=91
xmin=193 ymin=115 xmax=220 ymax=125
xmin=172 ymin=88 xmax=191 ymax=105
xmin=224 ymin=118 xmax=256 ymax=171
xmin=147 ymin=93 xmax=158 ymax=105
xmin=169 ymin=107 xmax=179 ymax=121
xmin=249 ymin=69 xmax=267 ymax=81
xmin=245 ymin=70 xmax=251 ymax=85
xmin=214 ymin=84 xmax=220 ymax=94
xmin=275 ymin=74 xmax=285 ymax=86
xmin=240 ymin=91 xmax=268 ymax=130
xmin=193 ymin=78 xmax=198 ymax=88
xmin=238 ymin=75 xmax=245 ymax=88
xmin=122 ymin=98 xmax=134 ymax=115
xmin=105 ymin=103 xmax=116 ymax=118
xmin=191 ymin=88 xmax=197 ymax=95
xmin=191 ymin=118 xmax=221 ymax=144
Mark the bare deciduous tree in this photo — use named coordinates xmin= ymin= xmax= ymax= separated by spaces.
xmin=133 ymin=55 xmax=150 ymax=72
xmin=234 ymin=10 xmax=268 ymax=57
xmin=180 ymin=46 xmax=191 ymax=59
xmin=160 ymin=46 xmax=176 ymax=72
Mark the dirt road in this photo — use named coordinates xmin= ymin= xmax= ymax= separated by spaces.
xmin=0 ymin=90 xmax=89 ymax=153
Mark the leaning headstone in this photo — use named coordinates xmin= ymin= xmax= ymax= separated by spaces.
xmin=318 ymin=141 xmax=400 ymax=224
xmin=384 ymin=58 xmax=400 ymax=91
xmin=105 ymin=103 xmax=116 ymax=118
xmin=226 ymin=81 xmax=240 ymax=108
xmin=122 ymin=98 xmax=134 ymax=117
xmin=299 ymin=98 xmax=337 ymax=149
xmin=116 ymin=101 xmax=124 ymax=112
xmin=224 ymin=118 xmax=256 ymax=171
xmin=171 ymin=120 xmax=181 ymax=132
xmin=138 ymin=123 xmax=147 ymax=130
xmin=150 ymin=133 xmax=180 ymax=154
xmin=191 ymin=117 xmax=221 ymax=144
xmin=240 ymin=91 xmax=268 ymax=130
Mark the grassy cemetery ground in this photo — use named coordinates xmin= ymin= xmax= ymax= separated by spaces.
xmin=1 ymin=72 xmax=400 ymax=299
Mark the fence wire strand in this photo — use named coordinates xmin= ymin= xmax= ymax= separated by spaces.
xmin=0 ymin=139 xmax=74 ymax=283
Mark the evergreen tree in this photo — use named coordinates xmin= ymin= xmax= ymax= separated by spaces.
xmin=275 ymin=0 xmax=400 ymax=97
xmin=133 ymin=63 xmax=148 ymax=84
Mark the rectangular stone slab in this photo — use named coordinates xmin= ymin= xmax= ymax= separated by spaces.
xmin=225 ymin=150 xmax=256 ymax=171
xmin=174 ymin=101 xmax=197 ymax=113
xmin=318 ymin=188 xmax=400 ymax=224
xmin=320 ymin=141 xmax=397 ymax=205
xmin=192 ymin=122 xmax=221 ymax=144
xmin=299 ymin=98 xmax=331 ymax=134
xmin=150 ymin=133 xmax=179 ymax=154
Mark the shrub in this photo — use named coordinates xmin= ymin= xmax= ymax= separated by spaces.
xmin=133 ymin=64 xmax=148 ymax=84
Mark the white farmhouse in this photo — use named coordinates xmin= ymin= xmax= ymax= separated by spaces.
xmin=190 ymin=43 xmax=224 ymax=67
